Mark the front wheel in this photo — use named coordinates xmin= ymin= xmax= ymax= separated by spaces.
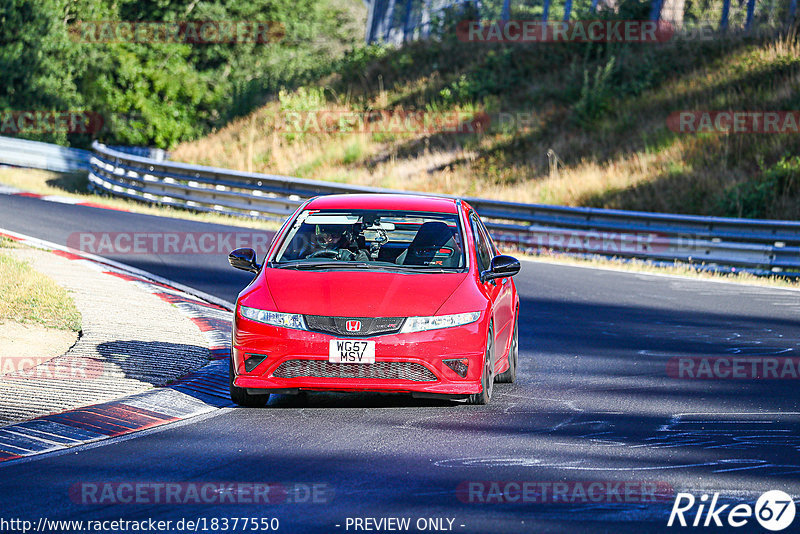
xmin=467 ymin=324 xmax=495 ymax=405
xmin=229 ymin=354 xmax=270 ymax=407
xmin=495 ymin=315 xmax=518 ymax=383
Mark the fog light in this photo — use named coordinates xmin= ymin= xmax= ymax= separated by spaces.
xmin=244 ymin=353 xmax=269 ymax=372
xmin=443 ymin=358 xmax=469 ymax=378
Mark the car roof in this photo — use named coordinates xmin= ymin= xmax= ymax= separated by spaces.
xmin=304 ymin=194 xmax=459 ymax=213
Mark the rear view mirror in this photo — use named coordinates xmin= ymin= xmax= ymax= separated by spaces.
xmin=481 ymin=255 xmax=520 ymax=282
xmin=228 ymin=248 xmax=260 ymax=273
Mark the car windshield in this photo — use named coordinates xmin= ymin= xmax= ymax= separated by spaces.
xmin=272 ymin=209 xmax=466 ymax=271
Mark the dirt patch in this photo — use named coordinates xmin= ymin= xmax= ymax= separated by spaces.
xmin=0 ymin=320 xmax=78 ymax=375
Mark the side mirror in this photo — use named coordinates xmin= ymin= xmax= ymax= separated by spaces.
xmin=481 ymin=255 xmax=520 ymax=283
xmin=228 ymin=248 xmax=261 ymax=274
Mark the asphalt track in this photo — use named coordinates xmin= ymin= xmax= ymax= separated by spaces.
xmin=1 ymin=193 xmax=799 ymax=534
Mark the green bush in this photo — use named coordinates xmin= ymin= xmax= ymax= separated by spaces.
xmin=714 ymin=156 xmax=800 ymax=218
xmin=0 ymin=0 xmax=363 ymax=148
xmin=573 ymin=55 xmax=617 ymax=125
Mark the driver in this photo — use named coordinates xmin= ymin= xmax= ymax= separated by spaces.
xmin=309 ymin=224 xmax=369 ymax=261
xmin=315 ymin=224 xmax=347 ymax=249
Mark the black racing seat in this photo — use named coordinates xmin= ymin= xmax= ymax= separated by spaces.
xmin=396 ymin=221 xmax=461 ymax=268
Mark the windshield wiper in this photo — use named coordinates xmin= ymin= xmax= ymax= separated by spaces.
xmin=271 ymin=261 xmax=456 ymax=273
xmin=396 ymin=267 xmax=452 ymax=273
xmin=368 ymin=264 xmax=454 ymax=273
xmin=274 ymin=261 xmax=372 ymax=270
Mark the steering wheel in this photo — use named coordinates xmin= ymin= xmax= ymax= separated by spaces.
xmin=307 ymin=249 xmax=339 ymax=259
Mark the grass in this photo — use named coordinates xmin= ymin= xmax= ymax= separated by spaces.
xmin=171 ymin=27 xmax=800 ymax=220
xmin=0 ymin=236 xmax=18 ymax=249
xmin=0 ymin=168 xmax=279 ymax=231
xmin=0 ymin=242 xmax=82 ymax=331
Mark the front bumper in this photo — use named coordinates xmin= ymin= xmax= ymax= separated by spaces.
xmin=232 ymin=314 xmax=486 ymax=395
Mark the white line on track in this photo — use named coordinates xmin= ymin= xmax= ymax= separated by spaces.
xmin=519 ymin=257 xmax=800 ymax=293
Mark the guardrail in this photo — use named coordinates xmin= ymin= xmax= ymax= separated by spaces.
xmin=87 ymin=140 xmax=800 ymax=274
xmin=0 ymin=136 xmax=91 ymax=173
xmin=0 ymin=136 xmax=794 ymax=274
xmin=106 ymin=145 xmax=169 ymax=161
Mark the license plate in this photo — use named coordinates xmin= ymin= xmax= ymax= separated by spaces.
xmin=328 ymin=339 xmax=375 ymax=364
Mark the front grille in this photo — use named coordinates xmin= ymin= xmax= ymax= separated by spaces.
xmin=273 ymin=360 xmax=437 ymax=382
xmin=304 ymin=316 xmax=405 ymax=337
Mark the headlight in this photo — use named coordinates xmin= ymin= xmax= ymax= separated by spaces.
xmin=400 ymin=311 xmax=480 ymax=333
xmin=239 ymin=306 xmax=306 ymax=330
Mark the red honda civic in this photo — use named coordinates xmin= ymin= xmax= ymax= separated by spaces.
xmin=227 ymin=194 xmax=520 ymax=406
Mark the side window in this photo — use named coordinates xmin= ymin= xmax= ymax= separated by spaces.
xmin=477 ymin=217 xmax=498 ymax=256
xmin=470 ymin=213 xmax=492 ymax=272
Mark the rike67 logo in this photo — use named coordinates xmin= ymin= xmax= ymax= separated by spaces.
xmin=668 ymin=490 xmax=796 ymax=531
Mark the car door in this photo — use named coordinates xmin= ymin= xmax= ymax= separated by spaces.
xmin=469 ymin=212 xmax=504 ymax=363
xmin=474 ymin=215 xmax=514 ymax=360
xmin=478 ymin=216 xmax=514 ymax=356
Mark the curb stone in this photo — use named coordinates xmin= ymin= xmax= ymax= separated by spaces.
xmin=0 ymin=228 xmax=236 ymax=464
xmin=0 ymin=184 xmax=131 ymax=212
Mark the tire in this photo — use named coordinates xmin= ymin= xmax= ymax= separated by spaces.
xmin=468 ymin=324 xmax=495 ymax=405
xmin=229 ymin=354 xmax=270 ymax=407
xmin=495 ymin=315 xmax=518 ymax=384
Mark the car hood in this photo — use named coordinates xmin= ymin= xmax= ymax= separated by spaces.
xmin=263 ymin=268 xmax=468 ymax=317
